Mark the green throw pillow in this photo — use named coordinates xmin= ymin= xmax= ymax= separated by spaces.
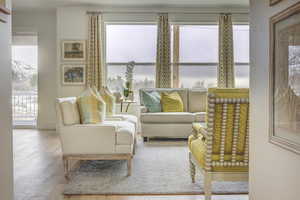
xmin=141 ymin=91 xmax=161 ymax=112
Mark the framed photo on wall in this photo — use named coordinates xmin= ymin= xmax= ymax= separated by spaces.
xmin=62 ymin=40 xmax=86 ymax=61
xmin=62 ymin=64 xmax=86 ymax=85
xmin=269 ymin=2 xmax=300 ymax=154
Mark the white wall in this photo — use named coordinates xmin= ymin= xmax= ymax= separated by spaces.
xmin=12 ymin=11 xmax=57 ymax=129
xmin=0 ymin=0 xmax=14 ymax=199
xmin=249 ymin=0 xmax=300 ymax=199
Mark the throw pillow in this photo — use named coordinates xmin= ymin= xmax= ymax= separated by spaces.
xmin=77 ymin=87 xmax=106 ymax=124
xmin=161 ymin=92 xmax=184 ymax=112
xmin=99 ymin=86 xmax=116 ymax=117
xmin=59 ymin=98 xmax=80 ymax=125
xmin=141 ymin=90 xmax=161 ymax=112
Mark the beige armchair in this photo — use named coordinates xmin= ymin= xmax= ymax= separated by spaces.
xmin=56 ymin=97 xmax=136 ymax=178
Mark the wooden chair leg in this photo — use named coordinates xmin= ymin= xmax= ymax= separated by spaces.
xmin=189 ymin=153 xmax=196 ymax=183
xmin=63 ymin=158 xmax=69 ymax=180
xmin=127 ymin=157 xmax=132 ymax=176
xmin=204 ymin=172 xmax=212 ymax=200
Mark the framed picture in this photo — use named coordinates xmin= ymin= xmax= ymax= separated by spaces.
xmin=62 ymin=40 xmax=86 ymax=61
xmin=269 ymin=2 xmax=300 ymax=154
xmin=0 ymin=0 xmax=10 ymax=15
xmin=62 ymin=64 xmax=86 ymax=85
xmin=270 ymin=0 xmax=284 ymax=6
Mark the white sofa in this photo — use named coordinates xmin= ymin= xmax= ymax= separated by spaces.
xmin=56 ymin=97 xmax=136 ymax=177
xmin=139 ymin=88 xmax=207 ymax=140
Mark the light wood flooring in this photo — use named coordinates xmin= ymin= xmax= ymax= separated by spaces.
xmin=13 ymin=129 xmax=248 ymax=200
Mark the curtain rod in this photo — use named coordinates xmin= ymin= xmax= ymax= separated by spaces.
xmin=86 ymin=11 xmax=248 ymax=15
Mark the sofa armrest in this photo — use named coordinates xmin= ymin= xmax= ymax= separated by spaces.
xmin=106 ymin=117 xmax=122 ymax=121
xmin=140 ymin=106 xmax=148 ymax=113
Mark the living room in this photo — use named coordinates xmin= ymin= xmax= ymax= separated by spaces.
xmin=1 ymin=0 xmax=300 ymax=200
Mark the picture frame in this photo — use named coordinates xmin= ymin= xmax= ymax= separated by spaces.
xmin=62 ymin=64 xmax=86 ymax=85
xmin=269 ymin=2 xmax=300 ymax=154
xmin=61 ymin=40 xmax=86 ymax=61
xmin=270 ymin=0 xmax=284 ymax=6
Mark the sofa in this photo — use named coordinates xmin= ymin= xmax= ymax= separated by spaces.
xmin=139 ymin=88 xmax=207 ymax=140
xmin=56 ymin=97 xmax=136 ymax=177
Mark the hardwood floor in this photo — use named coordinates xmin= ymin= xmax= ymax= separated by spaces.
xmin=13 ymin=129 xmax=248 ymax=200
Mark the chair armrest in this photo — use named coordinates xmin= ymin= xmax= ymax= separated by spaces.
xmin=192 ymin=123 xmax=208 ymax=140
xmin=106 ymin=117 xmax=122 ymax=121
xmin=140 ymin=106 xmax=148 ymax=113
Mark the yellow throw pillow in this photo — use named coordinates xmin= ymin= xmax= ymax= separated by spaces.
xmin=99 ymin=86 xmax=116 ymax=117
xmin=77 ymin=87 xmax=106 ymax=124
xmin=161 ymin=92 xmax=184 ymax=112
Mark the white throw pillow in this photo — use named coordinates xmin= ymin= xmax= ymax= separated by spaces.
xmin=60 ymin=98 xmax=80 ymax=125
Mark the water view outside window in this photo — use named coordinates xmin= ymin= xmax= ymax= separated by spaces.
xmin=12 ymin=45 xmax=38 ymax=125
xmin=106 ymin=24 xmax=250 ymax=100
xmin=106 ymin=25 xmax=157 ymax=100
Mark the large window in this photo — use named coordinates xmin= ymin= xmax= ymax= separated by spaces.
xmin=106 ymin=24 xmax=157 ymax=99
xmin=105 ymin=23 xmax=250 ymax=101
xmin=172 ymin=24 xmax=249 ymax=89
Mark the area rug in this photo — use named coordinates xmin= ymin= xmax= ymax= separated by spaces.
xmin=63 ymin=140 xmax=248 ymax=195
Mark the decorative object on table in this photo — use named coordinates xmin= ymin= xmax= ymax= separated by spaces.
xmin=269 ymin=2 xmax=300 ymax=155
xmin=124 ymin=61 xmax=135 ymax=100
xmin=0 ymin=0 xmax=10 ymax=23
xmin=62 ymin=40 xmax=86 ymax=61
xmin=120 ymin=99 xmax=136 ymax=113
xmin=113 ymin=92 xmax=123 ymax=103
xmin=270 ymin=0 xmax=284 ymax=6
xmin=62 ymin=64 xmax=85 ymax=85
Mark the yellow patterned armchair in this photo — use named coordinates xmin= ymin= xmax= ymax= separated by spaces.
xmin=188 ymin=88 xmax=249 ymax=200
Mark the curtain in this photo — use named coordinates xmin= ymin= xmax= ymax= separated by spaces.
xmin=87 ymin=13 xmax=104 ymax=90
xmin=218 ymin=14 xmax=235 ymax=88
xmin=156 ymin=13 xmax=172 ymax=88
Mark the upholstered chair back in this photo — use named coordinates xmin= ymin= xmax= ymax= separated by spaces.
xmin=204 ymin=88 xmax=249 ymax=171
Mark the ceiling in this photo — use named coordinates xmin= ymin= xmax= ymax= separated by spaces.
xmin=12 ymin=0 xmax=249 ymax=11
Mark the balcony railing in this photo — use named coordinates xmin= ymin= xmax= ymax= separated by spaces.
xmin=12 ymin=91 xmax=37 ymax=126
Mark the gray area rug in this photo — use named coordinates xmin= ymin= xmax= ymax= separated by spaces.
xmin=64 ymin=140 xmax=248 ymax=195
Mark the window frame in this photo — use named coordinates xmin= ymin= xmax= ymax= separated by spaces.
xmin=103 ymin=22 xmax=158 ymax=84
xmin=170 ymin=22 xmax=250 ymax=88
xmin=103 ymin=21 xmax=250 ymax=88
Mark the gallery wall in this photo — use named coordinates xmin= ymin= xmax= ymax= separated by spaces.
xmin=0 ymin=0 xmax=14 ymax=199
xmin=249 ymin=0 xmax=300 ymax=199
xmin=12 ymin=11 xmax=57 ymax=129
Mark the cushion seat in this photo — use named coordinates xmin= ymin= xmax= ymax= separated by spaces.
xmin=188 ymin=136 xmax=248 ymax=172
xmin=103 ymin=121 xmax=135 ymax=145
xmin=141 ymin=112 xmax=196 ymax=123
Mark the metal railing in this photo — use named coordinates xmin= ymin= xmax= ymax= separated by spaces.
xmin=12 ymin=91 xmax=37 ymax=126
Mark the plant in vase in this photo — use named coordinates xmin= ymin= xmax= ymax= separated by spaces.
xmin=124 ymin=61 xmax=135 ymax=100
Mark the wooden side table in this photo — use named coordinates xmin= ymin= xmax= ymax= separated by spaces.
xmin=120 ymin=99 xmax=136 ymax=112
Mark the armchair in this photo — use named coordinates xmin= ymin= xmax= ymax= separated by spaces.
xmin=56 ymin=97 xmax=136 ymax=178
xmin=188 ymin=88 xmax=249 ymax=200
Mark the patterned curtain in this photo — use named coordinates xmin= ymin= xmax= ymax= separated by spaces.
xmin=156 ymin=13 xmax=172 ymax=88
xmin=218 ymin=14 xmax=235 ymax=88
xmin=87 ymin=13 xmax=104 ymax=90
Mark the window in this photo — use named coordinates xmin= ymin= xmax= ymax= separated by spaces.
xmin=12 ymin=34 xmax=38 ymax=126
xmin=106 ymin=24 xmax=157 ymax=100
xmin=233 ymin=25 xmax=250 ymax=88
xmin=172 ymin=24 xmax=250 ymax=89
